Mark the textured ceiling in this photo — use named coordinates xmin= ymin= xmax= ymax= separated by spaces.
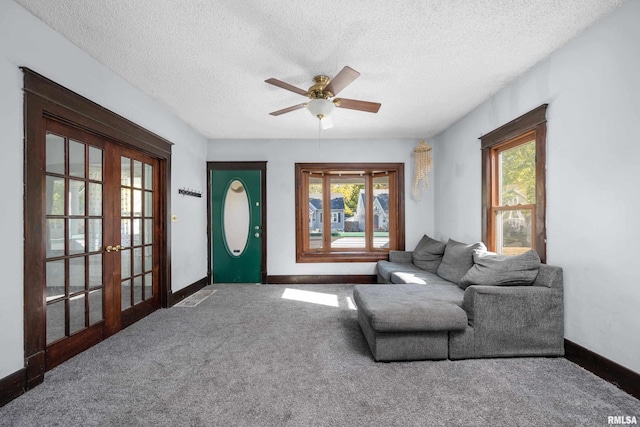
xmin=14 ymin=0 xmax=624 ymax=140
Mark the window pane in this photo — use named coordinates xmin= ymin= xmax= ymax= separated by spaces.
xmin=69 ymin=293 xmax=86 ymax=334
xmin=46 ymin=133 xmax=65 ymax=175
xmin=68 ymin=218 xmax=85 ymax=254
xmin=144 ymin=272 xmax=153 ymax=300
xmin=121 ymin=279 xmax=132 ymax=309
xmin=88 ymin=183 xmax=102 ymax=216
xmin=88 ymin=254 xmax=102 ymax=288
xmin=46 ymin=260 xmax=65 ymax=300
xmin=69 ymin=256 xmax=85 ymax=294
xmin=89 ymin=289 xmax=103 ymax=325
xmin=46 ymin=300 xmax=66 ymax=344
xmin=144 ymin=219 xmax=153 ymax=244
xmin=499 ymin=140 xmax=535 ymax=205
xmin=144 ymin=245 xmax=153 ymax=272
xmin=69 ymin=140 xmax=85 ymax=178
xmin=133 ymin=189 xmax=142 ymax=217
xmin=133 ymin=276 xmax=143 ymax=305
xmin=87 ymin=219 xmax=102 ymax=252
xmin=308 ymin=176 xmax=323 ymax=249
xmin=331 ymin=176 xmax=365 ymax=249
xmin=46 ymin=218 xmax=65 ymax=258
xmin=68 ymin=179 xmax=85 ymax=216
xmin=121 ymin=157 xmax=131 ymax=186
xmin=495 ymin=209 xmax=533 ymax=256
xmin=121 ymin=188 xmax=131 ymax=216
xmin=121 ymin=219 xmax=131 ymax=248
xmin=373 ymin=175 xmax=390 ymax=249
xmin=46 ymin=176 xmax=65 ymax=216
xmin=89 ymin=146 xmax=103 ymax=181
xmin=121 ymin=249 xmax=131 ymax=279
xmin=133 ymin=247 xmax=143 ymax=275
xmin=133 ymin=218 xmax=142 ymax=246
xmin=133 ymin=160 xmax=143 ymax=188
xmin=144 ymin=163 xmax=153 ymax=190
xmin=144 ymin=191 xmax=153 ymax=217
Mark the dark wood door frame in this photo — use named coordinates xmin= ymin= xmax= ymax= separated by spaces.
xmin=22 ymin=68 xmax=172 ymax=390
xmin=207 ymin=161 xmax=268 ymax=283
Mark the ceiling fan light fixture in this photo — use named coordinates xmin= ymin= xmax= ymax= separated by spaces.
xmin=306 ymin=98 xmax=335 ymax=120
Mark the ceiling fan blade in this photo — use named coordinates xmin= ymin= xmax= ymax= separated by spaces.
xmin=269 ymin=103 xmax=306 ymax=116
xmin=335 ymin=98 xmax=381 ymax=113
xmin=325 ymin=66 xmax=360 ymax=96
xmin=265 ymin=78 xmax=308 ymax=96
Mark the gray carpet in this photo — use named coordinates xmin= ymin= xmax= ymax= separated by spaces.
xmin=1 ymin=283 xmax=638 ymax=426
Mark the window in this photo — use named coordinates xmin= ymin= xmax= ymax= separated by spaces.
xmin=295 ymin=163 xmax=405 ymax=262
xmin=481 ymin=105 xmax=547 ymax=262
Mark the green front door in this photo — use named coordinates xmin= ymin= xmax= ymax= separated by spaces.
xmin=211 ymin=169 xmax=262 ymax=283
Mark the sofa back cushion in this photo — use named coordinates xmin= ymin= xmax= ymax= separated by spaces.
xmin=436 ymin=239 xmax=486 ymax=284
xmin=412 ymin=234 xmax=446 ymax=273
xmin=459 ymin=249 xmax=541 ymax=290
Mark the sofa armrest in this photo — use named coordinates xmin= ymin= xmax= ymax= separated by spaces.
xmin=389 ymin=250 xmax=413 ymax=264
xmin=461 ymin=285 xmax=564 ymax=356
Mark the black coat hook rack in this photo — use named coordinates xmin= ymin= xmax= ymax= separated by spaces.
xmin=178 ymin=188 xmax=202 ymax=198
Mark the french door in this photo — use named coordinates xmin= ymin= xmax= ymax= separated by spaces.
xmin=43 ymin=118 xmax=160 ymax=369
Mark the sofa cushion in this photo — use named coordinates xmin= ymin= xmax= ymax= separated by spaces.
xmin=353 ymin=284 xmax=467 ymax=332
xmin=390 ymin=270 xmax=455 ymax=287
xmin=436 ymin=239 xmax=486 ymax=284
xmin=412 ymin=234 xmax=447 ymax=273
xmin=376 ymin=260 xmax=424 ymax=283
xmin=459 ymin=249 xmax=541 ymax=290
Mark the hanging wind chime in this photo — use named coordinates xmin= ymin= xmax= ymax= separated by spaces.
xmin=413 ymin=140 xmax=433 ymax=199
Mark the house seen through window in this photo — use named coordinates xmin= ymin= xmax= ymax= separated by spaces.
xmin=481 ymin=105 xmax=547 ymax=262
xmin=296 ymin=163 xmax=405 ymax=262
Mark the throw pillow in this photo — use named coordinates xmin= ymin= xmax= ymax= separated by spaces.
xmin=436 ymin=239 xmax=486 ymax=284
xmin=412 ymin=234 xmax=447 ymax=273
xmin=459 ymin=249 xmax=541 ymax=290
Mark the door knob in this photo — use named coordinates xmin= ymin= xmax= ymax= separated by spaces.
xmin=106 ymin=244 xmax=127 ymax=253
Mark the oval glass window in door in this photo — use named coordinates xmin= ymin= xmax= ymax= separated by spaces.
xmin=223 ymin=180 xmax=250 ymax=257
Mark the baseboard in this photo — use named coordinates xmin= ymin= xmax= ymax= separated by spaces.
xmin=266 ymin=275 xmax=376 ymax=284
xmin=168 ymin=277 xmax=208 ymax=306
xmin=564 ymin=339 xmax=640 ymax=400
xmin=0 ymin=368 xmax=26 ymax=407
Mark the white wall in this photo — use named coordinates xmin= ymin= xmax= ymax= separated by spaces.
xmin=0 ymin=0 xmax=208 ymax=379
xmin=208 ymin=139 xmax=435 ymax=275
xmin=433 ymin=0 xmax=640 ymax=374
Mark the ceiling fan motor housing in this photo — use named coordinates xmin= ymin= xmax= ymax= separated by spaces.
xmin=308 ymin=75 xmax=333 ymax=99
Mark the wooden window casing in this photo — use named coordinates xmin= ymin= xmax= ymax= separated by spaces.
xmin=481 ymin=105 xmax=547 ymax=263
xmin=295 ymin=163 xmax=405 ymax=263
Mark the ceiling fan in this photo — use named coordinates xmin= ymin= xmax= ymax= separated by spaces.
xmin=265 ymin=66 xmax=381 ymax=129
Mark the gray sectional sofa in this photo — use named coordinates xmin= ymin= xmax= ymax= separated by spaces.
xmin=353 ymin=235 xmax=564 ymax=361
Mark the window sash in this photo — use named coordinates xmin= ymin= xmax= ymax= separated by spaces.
xmin=491 ymin=206 xmax=535 ymax=256
xmin=481 ymin=105 xmax=547 ymax=262
xmin=295 ymin=163 xmax=404 ymax=263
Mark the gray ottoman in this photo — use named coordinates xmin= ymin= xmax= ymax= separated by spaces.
xmin=353 ymin=284 xmax=468 ymax=361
